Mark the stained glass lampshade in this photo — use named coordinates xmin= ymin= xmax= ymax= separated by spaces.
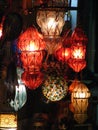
xmin=18 ymin=26 xmax=46 ymax=73
xmin=71 ymin=81 xmax=91 ymax=99
xmin=70 ymin=80 xmax=91 ymax=123
xmin=42 ymin=75 xmax=68 ymax=102
xmin=36 ymin=8 xmax=65 ymax=38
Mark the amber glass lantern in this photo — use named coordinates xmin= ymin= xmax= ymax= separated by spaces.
xmin=71 ymin=81 xmax=91 ymax=99
xmin=36 ymin=8 xmax=65 ymax=38
xmin=70 ymin=80 xmax=91 ymax=123
xmin=0 ymin=113 xmax=17 ymax=130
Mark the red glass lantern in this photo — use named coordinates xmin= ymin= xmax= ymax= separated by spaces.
xmin=18 ymin=26 xmax=46 ymax=73
xmin=68 ymin=59 xmax=86 ymax=72
xmin=20 ymin=51 xmax=44 ymax=73
xmin=18 ymin=27 xmax=46 ymax=51
xmin=21 ymin=71 xmax=44 ymax=89
xmin=70 ymin=27 xmax=88 ymax=61
xmin=55 ymin=47 xmax=71 ymax=62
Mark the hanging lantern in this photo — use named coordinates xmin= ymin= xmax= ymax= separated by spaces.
xmin=70 ymin=80 xmax=91 ymax=123
xmin=42 ymin=75 xmax=68 ymax=102
xmin=36 ymin=8 xmax=65 ymax=38
xmin=55 ymin=47 xmax=71 ymax=62
xmin=0 ymin=113 xmax=17 ymax=129
xmin=21 ymin=71 xmax=44 ymax=89
xmin=70 ymin=27 xmax=87 ymax=60
xmin=18 ymin=26 xmax=45 ymax=51
xmin=71 ymin=81 xmax=91 ymax=99
xmin=68 ymin=59 xmax=86 ymax=72
xmin=18 ymin=26 xmax=46 ymax=73
xmin=67 ymin=27 xmax=88 ymax=72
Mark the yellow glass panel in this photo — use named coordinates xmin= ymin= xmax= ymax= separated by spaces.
xmin=0 ymin=114 xmax=17 ymax=128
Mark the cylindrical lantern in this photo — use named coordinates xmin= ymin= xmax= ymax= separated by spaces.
xmin=42 ymin=75 xmax=68 ymax=102
xmin=36 ymin=8 xmax=65 ymax=38
xmin=18 ymin=26 xmax=46 ymax=73
xmin=67 ymin=27 xmax=88 ymax=72
xmin=71 ymin=81 xmax=91 ymax=99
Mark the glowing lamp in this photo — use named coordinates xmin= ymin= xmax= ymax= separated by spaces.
xmin=18 ymin=27 xmax=46 ymax=51
xmin=70 ymin=80 xmax=91 ymax=124
xmin=68 ymin=59 xmax=86 ymax=72
xmin=0 ymin=113 xmax=17 ymax=129
xmin=55 ymin=47 xmax=71 ymax=62
xmin=18 ymin=26 xmax=46 ymax=73
xmin=42 ymin=75 xmax=68 ymax=102
xmin=72 ymin=81 xmax=91 ymax=99
xmin=21 ymin=71 xmax=44 ymax=89
xmin=0 ymin=24 xmax=2 ymax=38
xmin=71 ymin=43 xmax=86 ymax=60
xmin=20 ymin=51 xmax=44 ymax=73
xmin=36 ymin=8 xmax=65 ymax=38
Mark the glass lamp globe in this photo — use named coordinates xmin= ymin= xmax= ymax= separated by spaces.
xmin=42 ymin=75 xmax=68 ymax=102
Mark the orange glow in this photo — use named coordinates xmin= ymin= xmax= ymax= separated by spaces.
xmin=37 ymin=9 xmax=65 ymax=37
xmin=55 ymin=47 xmax=71 ymax=62
xmin=0 ymin=24 xmax=2 ymax=38
xmin=20 ymin=51 xmax=44 ymax=72
xmin=18 ymin=27 xmax=46 ymax=51
xmin=22 ymin=71 xmax=44 ymax=89
xmin=71 ymin=43 xmax=86 ymax=60
xmin=68 ymin=59 xmax=86 ymax=72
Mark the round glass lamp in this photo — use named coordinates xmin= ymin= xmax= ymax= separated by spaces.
xmin=42 ymin=75 xmax=68 ymax=102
